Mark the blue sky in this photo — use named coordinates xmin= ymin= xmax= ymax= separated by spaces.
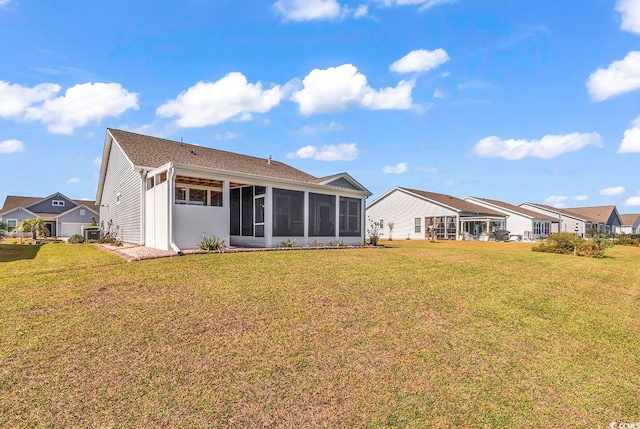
xmin=1 ymin=0 xmax=639 ymax=210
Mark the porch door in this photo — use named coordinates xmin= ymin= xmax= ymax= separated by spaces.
xmin=254 ymin=195 xmax=265 ymax=237
xmin=44 ymin=221 xmax=55 ymax=237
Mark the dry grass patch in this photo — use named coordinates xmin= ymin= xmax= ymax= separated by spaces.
xmin=1 ymin=241 xmax=639 ymax=427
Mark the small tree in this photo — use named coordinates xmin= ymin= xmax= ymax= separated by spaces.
xmin=17 ymin=218 xmax=49 ymax=241
xmin=387 ymin=221 xmax=395 ymax=241
xmin=367 ymin=218 xmax=383 ymax=246
xmin=0 ymin=221 xmax=7 ymax=242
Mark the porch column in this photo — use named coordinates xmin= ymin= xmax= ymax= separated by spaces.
xmin=223 ymin=180 xmax=230 ymax=246
xmin=265 ymin=186 xmax=273 ymax=248
xmin=486 ymin=220 xmax=490 ymax=236
xmin=303 ymin=191 xmax=309 ymax=244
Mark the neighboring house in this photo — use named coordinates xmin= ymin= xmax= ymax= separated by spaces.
xmin=95 ymin=128 xmax=372 ymax=251
xmin=616 ymin=214 xmax=640 ymax=234
xmin=520 ymin=203 xmax=621 ymax=236
xmin=366 ymin=187 xmax=507 ymax=240
xmin=0 ymin=193 xmax=99 ymax=237
xmin=465 ymin=196 xmax=558 ymax=239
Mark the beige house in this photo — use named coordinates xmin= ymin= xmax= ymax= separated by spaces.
xmin=617 ymin=214 xmax=640 ymax=235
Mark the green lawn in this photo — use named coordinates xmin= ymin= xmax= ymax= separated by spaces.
xmin=1 ymin=241 xmax=639 ymax=428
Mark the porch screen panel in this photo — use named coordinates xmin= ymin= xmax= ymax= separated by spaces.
xmin=309 ymin=193 xmax=336 ymax=237
xmin=242 ymin=187 xmax=254 ymax=236
xmin=435 ymin=217 xmax=446 ymax=239
xmin=339 ymin=197 xmax=361 ymax=237
xmin=230 ymin=188 xmax=240 ymax=235
xmin=273 ymin=189 xmax=304 ymax=237
xmin=447 ymin=217 xmax=457 ymax=238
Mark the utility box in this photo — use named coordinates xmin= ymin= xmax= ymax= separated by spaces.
xmin=85 ymin=229 xmax=101 ymax=241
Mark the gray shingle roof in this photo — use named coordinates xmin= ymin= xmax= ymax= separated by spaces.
xmin=469 ymin=197 xmax=558 ymax=222
xmin=400 ymin=188 xmax=505 ymax=217
xmin=109 ymin=128 xmax=333 ymax=186
xmin=1 ymin=195 xmax=96 ymax=215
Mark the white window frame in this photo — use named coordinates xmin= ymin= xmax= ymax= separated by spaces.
xmin=52 ymin=200 xmax=65 ymax=207
xmin=80 ymin=209 xmax=86 ymax=216
xmin=115 ymin=193 xmax=121 ymax=205
xmin=174 ymin=184 xmax=223 ymax=207
xmin=6 ymin=219 xmax=17 ymax=231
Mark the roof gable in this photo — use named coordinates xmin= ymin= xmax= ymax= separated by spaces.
xmin=1 ymin=194 xmax=96 ymax=217
xmin=393 ymin=188 xmax=505 ymax=216
xmin=467 ymin=197 xmax=558 ymax=221
xmin=619 ymin=213 xmax=640 ymax=227
xmin=559 ymin=205 xmax=618 ymax=224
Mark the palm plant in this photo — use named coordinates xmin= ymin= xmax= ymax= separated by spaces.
xmin=0 ymin=221 xmax=7 ymax=242
xmin=17 ymin=218 xmax=49 ymax=241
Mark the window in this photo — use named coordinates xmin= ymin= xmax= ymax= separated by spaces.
xmin=189 ymin=189 xmax=207 ymax=206
xmin=415 ymin=218 xmax=421 ymax=233
xmin=52 ymin=200 xmax=65 ymax=207
xmin=210 ymin=190 xmax=223 ymax=207
xmin=175 ymin=186 xmax=223 ymax=206
xmin=380 ymin=219 xmax=384 ymax=229
xmin=7 ymin=219 xmax=17 ymax=231
xmin=242 ymin=187 xmax=254 ymax=236
xmin=115 ymin=193 xmax=121 ymax=205
xmin=309 ymin=193 xmax=336 ymax=237
xmin=157 ymin=172 xmax=167 ymax=184
xmin=435 ymin=217 xmax=446 ymax=238
xmin=175 ymin=187 xmax=187 ymax=204
xmin=339 ymin=197 xmax=361 ymax=237
xmin=230 ymin=188 xmax=240 ymax=235
xmin=255 ymin=196 xmax=265 ymax=238
xmin=534 ymin=221 xmax=550 ymax=236
xmin=80 ymin=209 xmax=86 ymax=216
xmin=146 ymin=177 xmax=154 ymax=190
xmin=273 ymin=188 xmax=304 ymax=237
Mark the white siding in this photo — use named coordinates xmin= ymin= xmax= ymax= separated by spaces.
xmin=100 ymin=141 xmax=142 ymax=244
xmin=154 ymin=181 xmax=169 ymax=250
xmin=367 ymin=189 xmax=457 ymax=240
xmin=520 ymin=203 xmax=585 ymax=236
xmin=465 ymin=199 xmax=533 ymax=237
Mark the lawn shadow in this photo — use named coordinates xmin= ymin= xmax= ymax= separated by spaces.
xmin=0 ymin=244 xmax=41 ymax=262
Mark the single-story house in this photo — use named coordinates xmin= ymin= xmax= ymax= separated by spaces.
xmin=616 ymin=214 xmax=640 ymax=235
xmin=464 ymin=196 xmax=558 ymax=239
xmin=519 ymin=203 xmax=621 ymax=236
xmin=0 ymin=193 xmax=99 ymax=237
xmin=366 ymin=187 xmax=507 ymax=241
xmin=95 ymin=128 xmax=372 ymax=251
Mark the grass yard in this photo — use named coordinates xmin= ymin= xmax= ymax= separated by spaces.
xmin=1 ymin=240 xmax=639 ymax=428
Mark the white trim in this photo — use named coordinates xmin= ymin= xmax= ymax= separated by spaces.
xmin=0 ymin=206 xmax=39 ymax=219
xmin=54 ymin=203 xmax=99 ymax=219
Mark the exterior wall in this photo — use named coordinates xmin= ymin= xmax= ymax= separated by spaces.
xmin=520 ymin=204 xmax=585 ymax=236
xmin=152 ymin=181 xmax=169 ymax=250
xmin=1 ymin=208 xmax=35 ymax=224
xmin=57 ymin=207 xmax=97 ymax=237
xmin=174 ymin=205 xmax=226 ymax=250
xmin=367 ymin=189 xmax=457 ymax=240
xmin=27 ymin=194 xmax=77 ymax=215
xmin=100 ymin=140 xmax=142 ymax=244
xmin=617 ymin=225 xmax=633 ymax=234
xmin=464 ymin=199 xmax=533 ymax=237
xmin=57 ymin=207 xmax=98 ymax=223
xmin=326 ymin=177 xmax=359 ymax=190
xmin=606 ymin=210 xmax=621 ymax=232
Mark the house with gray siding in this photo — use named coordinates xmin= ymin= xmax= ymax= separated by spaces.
xmin=366 ymin=187 xmax=507 ymax=241
xmin=95 ymin=129 xmax=371 ymax=251
xmin=520 ymin=203 xmax=621 ymax=236
xmin=0 ymin=193 xmax=99 ymax=237
xmin=616 ymin=214 xmax=640 ymax=234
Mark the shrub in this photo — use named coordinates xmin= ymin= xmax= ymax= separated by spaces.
xmin=311 ymin=239 xmax=324 ymax=247
xmin=367 ymin=218 xmax=382 ymax=246
xmin=68 ymin=234 xmax=85 ymax=244
xmin=614 ymin=235 xmax=640 ymax=246
xmin=280 ymin=239 xmax=296 ymax=248
xmin=532 ymin=233 xmax=613 ymax=258
xmin=199 ymin=235 xmax=227 ymax=251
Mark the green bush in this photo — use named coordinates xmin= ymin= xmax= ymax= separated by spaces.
xmin=279 ymin=239 xmax=296 ymax=247
xmin=68 ymin=234 xmax=85 ymax=244
xmin=199 ymin=235 xmax=227 ymax=251
xmin=532 ymin=233 xmax=613 ymax=258
xmin=614 ymin=235 xmax=640 ymax=246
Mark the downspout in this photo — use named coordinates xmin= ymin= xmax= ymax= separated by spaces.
xmin=167 ymin=165 xmax=182 ymax=254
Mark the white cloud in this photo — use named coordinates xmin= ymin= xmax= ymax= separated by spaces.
xmin=383 ymin=162 xmax=407 ymax=174
xmin=353 ymin=4 xmax=369 ymax=18
xmin=287 ymin=142 xmax=359 ymax=161
xmin=372 ymin=0 xmax=457 ymax=11
xmin=433 ymin=89 xmax=445 ymax=99
xmin=416 ymin=166 xmax=438 ymax=173
xmin=473 ymin=132 xmax=602 ymax=160
xmin=619 ymin=115 xmax=640 ymax=153
xmin=290 ymin=121 xmax=343 ymax=136
xmin=587 ymin=51 xmax=640 ymax=101
xmin=440 ymin=71 xmax=451 ymax=77
xmin=274 ymin=0 xmax=345 ymax=21
xmin=390 ymin=49 xmax=450 ymax=74
xmin=214 ymin=131 xmax=240 ymax=140
xmin=291 ymin=64 xmax=414 ymax=115
xmin=0 ymin=81 xmax=138 ymax=135
xmin=600 ymin=186 xmax=625 ymax=196
xmin=616 ymin=0 xmax=640 ymax=34
xmin=626 ymin=195 xmax=640 ymax=206
xmin=0 ymin=139 xmax=24 ymax=154
xmin=573 ymin=195 xmax=589 ymax=201
xmin=545 ymin=195 xmax=568 ymax=208
xmin=157 ymin=72 xmax=285 ymax=128
xmin=0 ymin=0 xmax=12 ymax=7
xmin=67 ymin=177 xmax=80 ymax=184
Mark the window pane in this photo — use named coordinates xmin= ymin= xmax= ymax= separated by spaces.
xmin=189 ymin=189 xmax=207 ymax=206
xmin=230 ymin=188 xmax=240 ymax=235
xmin=7 ymin=219 xmax=17 ymax=231
xmin=255 ymin=186 xmax=266 ymax=195
xmin=415 ymin=218 xmax=421 ymax=233
xmin=175 ymin=187 xmax=187 ymax=204
xmin=255 ymin=197 xmax=265 ymax=224
xmin=309 ymin=193 xmax=336 ymax=237
xmin=339 ymin=197 xmax=361 ymax=237
xmin=242 ymin=187 xmax=254 ymax=236
xmin=273 ymin=188 xmax=304 ymax=237
xmin=210 ymin=190 xmax=223 ymax=207
xmin=255 ymin=224 xmax=264 ymax=238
